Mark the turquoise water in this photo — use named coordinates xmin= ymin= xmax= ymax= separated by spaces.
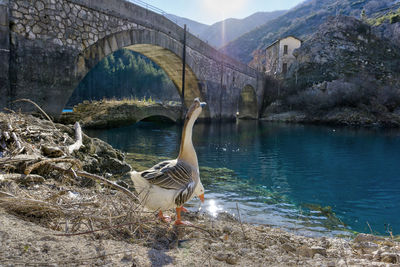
xmin=86 ymin=121 xmax=400 ymax=237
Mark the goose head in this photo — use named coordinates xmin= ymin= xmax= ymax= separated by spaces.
xmin=185 ymin=98 xmax=206 ymax=122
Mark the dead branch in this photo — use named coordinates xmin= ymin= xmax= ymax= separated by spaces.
xmin=2 ymin=131 xmax=10 ymax=141
xmin=11 ymin=132 xmax=22 ymax=150
xmin=236 ymin=202 xmax=247 ymax=240
xmin=0 ymin=191 xmax=15 ymax=198
xmin=0 ymin=154 xmax=40 ymax=165
xmin=68 ymin=122 xmax=83 ymax=154
xmin=12 ymin=99 xmax=57 ymax=130
xmin=24 ymin=158 xmax=82 ymax=175
xmin=54 ymin=219 xmax=154 ymax=237
xmin=48 ymin=164 xmax=138 ymax=202
xmin=0 ymin=173 xmax=45 ymax=183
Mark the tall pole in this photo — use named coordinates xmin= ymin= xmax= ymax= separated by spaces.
xmin=181 ymin=24 xmax=187 ymax=108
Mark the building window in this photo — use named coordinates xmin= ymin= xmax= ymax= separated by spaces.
xmin=283 ymin=45 xmax=288 ymax=55
xmin=282 ymin=63 xmax=288 ymax=74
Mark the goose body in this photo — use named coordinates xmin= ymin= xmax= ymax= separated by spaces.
xmin=130 ymin=159 xmax=203 ymax=212
xmin=130 ymin=98 xmax=206 ymax=224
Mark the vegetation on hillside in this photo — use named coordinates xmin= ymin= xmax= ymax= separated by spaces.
xmin=261 ymin=15 xmax=400 ymax=126
xmin=66 ymin=49 xmax=180 ymax=107
xmin=220 ymin=0 xmax=397 ymax=64
xmin=367 ymin=4 xmax=400 ymax=25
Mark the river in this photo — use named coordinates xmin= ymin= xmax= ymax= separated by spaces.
xmin=86 ymin=120 xmax=400 ymax=237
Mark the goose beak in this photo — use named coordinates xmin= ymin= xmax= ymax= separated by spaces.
xmin=199 ymin=193 xmax=205 ymax=203
xmin=200 ymin=102 xmax=207 ymax=108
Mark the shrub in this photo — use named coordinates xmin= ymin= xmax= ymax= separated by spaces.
xmin=283 ymin=74 xmax=380 ymax=114
xmin=390 ymin=14 xmax=400 ymax=24
xmin=377 ymin=84 xmax=400 ymax=111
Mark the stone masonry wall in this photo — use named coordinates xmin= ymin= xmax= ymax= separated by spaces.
xmin=9 ymin=0 xmax=139 ymax=51
xmin=0 ymin=0 xmax=10 ymax=109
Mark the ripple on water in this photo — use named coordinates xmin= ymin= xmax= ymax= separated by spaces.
xmin=86 ymin=121 xmax=400 ymax=236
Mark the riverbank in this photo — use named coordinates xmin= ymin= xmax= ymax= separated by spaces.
xmin=57 ymin=99 xmax=182 ymax=128
xmin=1 ymin=112 xmax=399 ymax=266
xmin=261 ymin=106 xmax=400 ymax=128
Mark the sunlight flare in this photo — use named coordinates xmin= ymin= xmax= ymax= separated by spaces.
xmin=203 ymin=0 xmax=247 ymax=20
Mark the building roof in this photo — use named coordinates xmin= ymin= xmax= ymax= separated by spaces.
xmin=265 ymin=35 xmax=302 ymax=50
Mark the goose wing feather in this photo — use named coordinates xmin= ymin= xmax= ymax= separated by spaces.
xmin=140 ymin=160 xmax=194 ymax=191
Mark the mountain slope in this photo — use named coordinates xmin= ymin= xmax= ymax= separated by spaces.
xmin=220 ymin=0 xmax=398 ymax=64
xmin=167 ymin=11 xmax=286 ymax=48
xmin=199 ymin=11 xmax=286 ymax=48
xmin=165 ymin=14 xmax=209 ymax=36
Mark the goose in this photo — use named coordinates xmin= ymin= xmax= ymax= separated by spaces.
xmin=130 ymin=98 xmax=206 ymax=225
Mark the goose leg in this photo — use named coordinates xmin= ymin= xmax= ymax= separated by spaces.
xmin=158 ymin=210 xmax=171 ymax=223
xmin=181 ymin=207 xmax=188 ymax=213
xmin=174 ymin=207 xmax=193 ymax=225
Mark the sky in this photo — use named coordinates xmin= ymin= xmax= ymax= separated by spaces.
xmin=139 ymin=0 xmax=305 ymax=25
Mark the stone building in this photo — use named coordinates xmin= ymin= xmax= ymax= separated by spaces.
xmin=265 ymin=36 xmax=302 ymax=76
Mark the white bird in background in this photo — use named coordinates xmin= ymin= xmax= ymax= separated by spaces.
xmin=130 ymin=98 xmax=206 ymax=225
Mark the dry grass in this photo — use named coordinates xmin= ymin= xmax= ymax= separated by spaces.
xmin=0 ymin=111 xmax=211 ymax=250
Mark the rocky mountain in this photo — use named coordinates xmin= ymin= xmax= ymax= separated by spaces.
xmin=167 ymin=11 xmax=286 ymax=48
xmin=290 ymin=15 xmax=400 ymax=89
xmin=370 ymin=2 xmax=400 ymax=47
xmin=262 ymin=15 xmax=400 ymax=127
xmin=220 ymin=0 xmax=398 ymax=64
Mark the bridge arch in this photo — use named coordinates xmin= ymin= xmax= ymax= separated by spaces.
xmin=237 ymin=85 xmax=258 ymax=119
xmin=72 ymin=29 xmax=206 ymax=114
xmin=3 ymin=0 xmax=262 ymax=119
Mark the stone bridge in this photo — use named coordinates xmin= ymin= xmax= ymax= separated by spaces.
xmin=0 ymin=0 xmax=265 ymax=120
xmin=59 ymin=101 xmax=183 ymax=128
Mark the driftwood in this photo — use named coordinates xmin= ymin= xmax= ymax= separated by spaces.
xmin=68 ymin=122 xmax=83 ymax=154
xmin=0 ymin=154 xmax=40 ymax=165
xmin=0 ymin=191 xmax=15 ymax=198
xmin=24 ymin=158 xmax=82 ymax=175
xmin=0 ymin=173 xmax=45 ymax=184
xmin=2 ymin=131 xmax=10 ymax=141
xmin=12 ymin=99 xmax=57 ymax=130
xmin=11 ymin=132 xmax=22 ymax=150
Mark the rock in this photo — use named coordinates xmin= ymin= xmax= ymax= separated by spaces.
xmin=352 ymin=241 xmax=379 ymax=254
xmin=223 ymin=226 xmax=232 ymax=234
xmin=353 ymin=233 xmax=384 ymax=243
xmin=282 ymin=243 xmax=296 ymax=253
xmin=297 ymin=245 xmax=327 ymax=258
xmin=214 ymin=253 xmax=227 ymax=261
xmin=380 ymin=252 xmax=399 ymax=264
xmin=310 ymin=246 xmax=327 ymax=257
xmin=297 ymin=245 xmax=314 ymax=257
xmin=225 ymin=253 xmax=239 ymax=265
xmin=100 ymin=157 xmax=131 ymax=175
xmin=213 ymin=253 xmax=238 ymax=265
xmin=41 ymin=145 xmax=64 ymax=158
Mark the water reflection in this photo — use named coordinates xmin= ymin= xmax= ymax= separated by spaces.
xmin=86 ymin=121 xmax=400 ymax=236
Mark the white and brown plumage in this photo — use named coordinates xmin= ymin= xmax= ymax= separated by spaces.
xmin=130 ymin=98 xmax=206 ymax=225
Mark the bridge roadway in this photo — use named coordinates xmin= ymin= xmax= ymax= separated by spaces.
xmin=0 ymin=0 xmax=265 ymax=120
